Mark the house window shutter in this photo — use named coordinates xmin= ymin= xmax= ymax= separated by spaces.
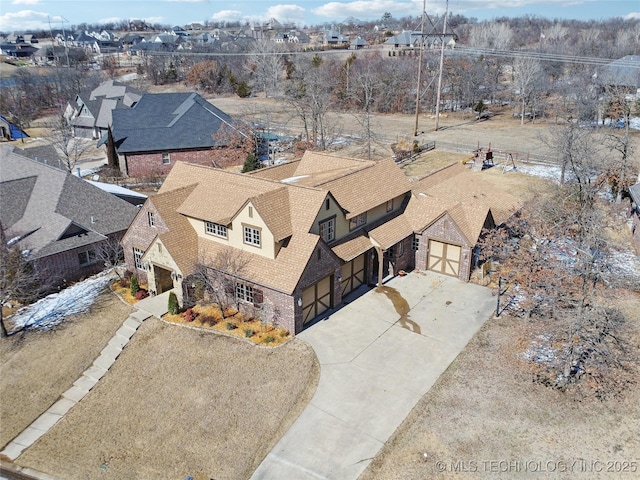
xmin=253 ymin=288 xmax=263 ymax=306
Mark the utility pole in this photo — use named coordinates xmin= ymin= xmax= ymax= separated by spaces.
xmin=413 ymin=0 xmax=426 ymax=137
xmin=434 ymin=0 xmax=449 ymax=131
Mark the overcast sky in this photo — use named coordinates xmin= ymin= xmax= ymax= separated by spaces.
xmin=1 ymin=0 xmax=639 ymax=32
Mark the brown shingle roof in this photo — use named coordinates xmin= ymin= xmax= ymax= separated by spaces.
xmin=412 ymin=162 xmax=522 ymax=227
xmin=250 ymin=160 xmax=300 ymax=181
xmin=250 ymin=187 xmax=292 ymax=242
xmin=151 ymin=184 xmax=199 ymax=274
xmin=331 ymin=233 xmax=372 ymax=262
xmin=368 ymin=214 xmax=413 ymax=250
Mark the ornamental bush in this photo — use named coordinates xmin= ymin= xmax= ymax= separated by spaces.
xmin=168 ymin=291 xmax=179 ymax=315
xmin=130 ymin=275 xmax=139 ymax=297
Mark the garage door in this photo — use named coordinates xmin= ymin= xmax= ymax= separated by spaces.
xmin=427 ymin=240 xmax=461 ymax=277
xmin=341 ymin=253 xmax=366 ymax=296
xmin=302 ymin=275 xmax=333 ymax=324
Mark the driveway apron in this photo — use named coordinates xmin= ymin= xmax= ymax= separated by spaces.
xmin=251 ymin=271 xmax=495 ymax=480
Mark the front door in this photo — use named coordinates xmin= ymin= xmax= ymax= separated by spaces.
xmin=154 ymin=265 xmax=174 ymax=294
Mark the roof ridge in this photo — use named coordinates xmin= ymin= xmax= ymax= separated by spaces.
xmin=415 ymin=161 xmax=463 ymax=182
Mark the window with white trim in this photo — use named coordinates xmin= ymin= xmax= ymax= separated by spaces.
xmin=133 ymin=247 xmax=144 ymax=269
xmin=78 ymin=249 xmax=96 ymax=267
xmin=205 ymin=221 xmax=227 ymax=238
xmin=235 ymin=283 xmax=254 ymax=303
xmin=161 ymin=152 xmax=170 ymax=165
xmin=349 ymin=212 xmax=367 ymax=230
xmin=148 ymin=211 xmax=155 ymax=226
xmin=319 ymin=217 xmax=335 ymax=242
xmin=243 ymin=225 xmax=261 ymax=247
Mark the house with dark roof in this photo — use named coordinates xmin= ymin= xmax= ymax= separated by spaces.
xmin=106 ymin=92 xmax=247 ymax=177
xmin=121 ymin=151 xmax=520 ymax=335
xmin=384 ymin=31 xmax=457 ymax=50
xmin=66 ymin=80 xmax=144 ymax=139
xmin=0 ymin=145 xmax=138 ymax=287
xmin=595 ymin=55 xmax=640 ymax=89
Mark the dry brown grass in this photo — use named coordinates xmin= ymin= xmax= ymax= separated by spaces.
xmin=361 ymin=291 xmax=640 ymax=480
xmin=0 ymin=292 xmax=133 ymax=448
xmin=16 ymin=318 xmax=319 ymax=480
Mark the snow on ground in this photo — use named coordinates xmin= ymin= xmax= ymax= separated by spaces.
xmin=507 ymin=162 xmax=562 ymax=182
xmin=9 ymin=270 xmax=117 ymax=333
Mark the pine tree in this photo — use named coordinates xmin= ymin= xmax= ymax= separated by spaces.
xmin=241 ymin=153 xmax=262 ymax=173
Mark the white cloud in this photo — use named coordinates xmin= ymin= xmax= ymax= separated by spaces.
xmin=98 ymin=17 xmax=123 ymax=25
xmin=625 ymin=12 xmax=640 ymax=20
xmin=312 ymin=1 xmax=424 ymax=20
xmin=0 ymin=10 xmax=62 ymax=31
xmin=11 ymin=0 xmax=41 ymax=5
xmin=266 ymin=4 xmax=306 ymax=24
xmin=211 ymin=10 xmax=245 ymax=22
xmin=144 ymin=16 xmax=166 ymax=25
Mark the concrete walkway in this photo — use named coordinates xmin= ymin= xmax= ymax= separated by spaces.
xmin=251 ymin=271 xmax=495 ymax=480
xmin=0 ymin=291 xmax=171 ymax=462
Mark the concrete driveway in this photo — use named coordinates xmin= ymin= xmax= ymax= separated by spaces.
xmin=251 ymin=270 xmax=495 ymax=480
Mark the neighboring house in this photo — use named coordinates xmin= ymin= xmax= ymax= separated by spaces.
xmin=13 ymin=144 xmax=61 ymax=168
xmin=384 ymin=31 xmax=456 ymax=50
xmin=350 ymin=37 xmax=369 ymax=50
xmin=67 ymin=80 xmax=144 ymax=140
xmin=323 ymin=30 xmax=350 ymax=46
xmin=0 ymin=41 xmax=38 ymax=58
xmin=121 ymin=151 xmax=520 ymax=335
xmin=595 ymin=55 xmax=640 ymax=89
xmin=0 ymin=145 xmax=138 ymax=288
xmin=0 ymin=115 xmax=29 ymax=141
xmin=105 ymin=92 xmax=247 ymax=177
xmin=630 ymin=182 xmax=640 ymax=254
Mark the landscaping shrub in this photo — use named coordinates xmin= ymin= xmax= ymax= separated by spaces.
xmin=200 ymin=316 xmax=217 ymax=326
xmin=168 ymin=292 xmax=179 ymax=315
xmin=244 ymin=328 xmax=255 ymax=338
xmin=135 ymin=289 xmax=149 ymax=300
xmin=263 ymin=335 xmax=275 ymax=344
xmin=130 ymin=275 xmax=139 ymax=297
xmin=223 ymin=307 xmax=238 ymax=318
xmin=183 ymin=308 xmax=196 ymax=322
xmin=225 ymin=322 xmax=237 ymax=330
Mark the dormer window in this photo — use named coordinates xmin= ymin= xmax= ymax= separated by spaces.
xmin=349 ymin=212 xmax=367 ymax=231
xmin=205 ymin=221 xmax=227 ymax=238
xmin=243 ymin=225 xmax=261 ymax=247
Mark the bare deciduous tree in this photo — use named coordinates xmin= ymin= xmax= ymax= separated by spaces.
xmin=513 ymin=57 xmax=543 ymax=125
xmin=47 ymin=107 xmax=93 ymax=173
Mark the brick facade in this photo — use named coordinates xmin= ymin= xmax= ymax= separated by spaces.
xmin=34 ymin=232 xmax=124 ymax=288
xmin=121 ymin=200 xmax=169 ymax=285
xmin=292 ymin=242 xmax=342 ymax=334
xmin=415 ymin=214 xmax=473 ymax=281
xmin=123 ymin=147 xmax=246 ymax=178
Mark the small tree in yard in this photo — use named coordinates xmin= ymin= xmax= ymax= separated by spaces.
xmin=130 ymin=275 xmax=139 ymax=297
xmin=190 ymin=247 xmax=250 ymax=312
xmin=168 ymin=291 xmax=179 ymax=315
xmin=241 ymin=153 xmax=261 ymax=173
xmin=48 ymin=107 xmax=92 ymax=173
xmin=0 ymin=223 xmax=48 ymax=337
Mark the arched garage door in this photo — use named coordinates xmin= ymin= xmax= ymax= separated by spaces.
xmin=302 ymin=275 xmax=333 ymax=324
xmin=427 ymin=240 xmax=461 ymax=277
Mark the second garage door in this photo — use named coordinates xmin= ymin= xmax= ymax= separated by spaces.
xmin=427 ymin=240 xmax=461 ymax=277
xmin=302 ymin=275 xmax=333 ymax=324
xmin=341 ymin=253 xmax=366 ymax=296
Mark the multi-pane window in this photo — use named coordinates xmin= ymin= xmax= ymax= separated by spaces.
xmin=412 ymin=237 xmax=420 ymax=251
xmin=133 ymin=247 xmax=144 ymax=269
xmin=386 ymin=199 xmax=394 ymax=212
xmin=349 ymin=212 xmax=367 ymax=230
xmin=205 ymin=221 xmax=227 ymax=238
xmin=162 ymin=152 xmax=170 ymax=165
xmin=319 ymin=217 xmax=335 ymax=242
xmin=235 ymin=283 xmax=254 ymax=303
xmin=243 ymin=225 xmax=261 ymax=247
xmin=148 ymin=211 xmax=155 ymax=226
xmin=78 ymin=249 xmax=96 ymax=266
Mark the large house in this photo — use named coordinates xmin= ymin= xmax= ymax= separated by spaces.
xmin=121 ymin=151 xmax=521 ymax=335
xmin=66 ymin=80 xmax=144 ymax=140
xmin=104 ymin=92 xmax=247 ymax=177
xmin=0 ymin=146 xmax=138 ymax=288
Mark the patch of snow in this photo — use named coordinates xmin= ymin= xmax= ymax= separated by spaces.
xmin=630 ymin=117 xmax=640 ymax=130
xmin=10 ymin=270 xmax=117 ymax=332
xmin=511 ymin=162 xmax=562 ymax=182
xmin=523 ymin=334 xmax=560 ymax=364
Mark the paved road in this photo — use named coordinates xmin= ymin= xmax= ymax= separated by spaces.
xmin=251 ymin=271 xmax=495 ymax=480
